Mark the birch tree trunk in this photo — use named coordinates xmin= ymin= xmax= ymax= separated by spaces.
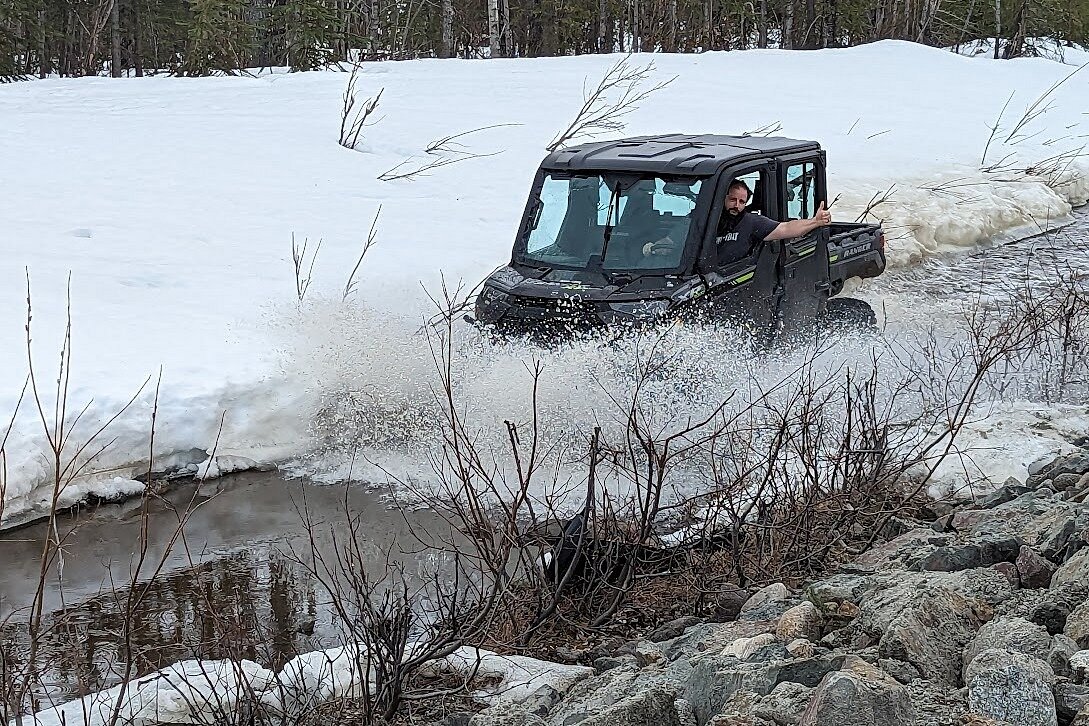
xmin=440 ymin=0 xmax=453 ymax=57
xmin=110 ymin=0 xmax=121 ymax=77
xmin=502 ymin=0 xmax=511 ymax=56
xmin=994 ymin=0 xmax=1001 ymax=58
xmin=783 ymin=0 xmax=793 ymax=48
xmin=488 ymin=0 xmax=501 ymax=57
xmin=759 ymin=0 xmax=768 ymax=48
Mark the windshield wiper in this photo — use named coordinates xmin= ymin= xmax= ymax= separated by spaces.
xmin=599 ymin=183 xmax=622 ymax=265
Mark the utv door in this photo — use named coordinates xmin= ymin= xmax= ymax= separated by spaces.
xmin=699 ymin=164 xmax=783 ymax=333
xmin=777 ymin=157 xmax=830 ymax=334
xmin=711 ymin=241 xmax=783 ymax=334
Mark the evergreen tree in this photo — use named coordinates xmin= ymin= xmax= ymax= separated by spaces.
xmin=179 ymin=0 xmax=254 ymax=76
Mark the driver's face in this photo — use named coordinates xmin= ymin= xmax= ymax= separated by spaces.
xmin=725 ymin=188 xmax=749 ymax=216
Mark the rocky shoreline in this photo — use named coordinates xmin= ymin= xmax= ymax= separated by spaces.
xmin=463 ymin=450 xmax=1089 ymax=726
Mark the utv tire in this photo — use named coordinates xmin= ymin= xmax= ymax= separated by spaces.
xmin=823 ymin=297 xmax=877 ymax=330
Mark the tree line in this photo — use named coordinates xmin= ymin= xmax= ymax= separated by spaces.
xmin=1 ymin=0 xmax=1086 ymax=80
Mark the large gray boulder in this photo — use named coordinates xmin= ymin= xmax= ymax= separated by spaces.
xmin=964 ymin=649 xmax=1057 ymax=726
xmin=1054 ymin=548 xmax=1089 ymax=589
xmin=1072 ymin=650 xmax=1089 ymax=685
xmin=1055 ymin=683 xmax=1089 ymax=724
xmin=739 ymin=584 xmax=798 ymax=622
xmin=951 ymin=492 xmax=1088 ymax=562
xmin=797 ymin=656 xmax=915 ymax=726
xmin=854 ymin=576 xmax=993 ymax=686
xmin=683 ymin=654 xmax=840 ymax=724
xmin=574 ymin=686 xmax=683 ymax=726
xmin=962 ymin=616 xmax=1053 ymax=681
xmin=1067 ymin=601 xmax=1089 ymax=649
xmin=470 ymin=711 xmax=548 ymax=726
xmin=705 ymin=682 xmax=814 ymax=726
xmin=1048 ymin=634 xmax=1080 ymax=677
xmin=775 ymin=602 xmax=823 ymax=643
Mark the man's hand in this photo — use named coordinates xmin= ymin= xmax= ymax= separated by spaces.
xmin=814 ymin=201 xmax=832 ymax=226
xmin=642 ymin=236 xmax=675 ymax=256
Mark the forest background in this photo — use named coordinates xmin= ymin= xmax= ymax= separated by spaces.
xmin=2 ymin=0 xmax=1087 ymax=80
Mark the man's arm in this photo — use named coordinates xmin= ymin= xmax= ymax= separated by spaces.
xmin=763 ymin=201 xmax=832 ymax=241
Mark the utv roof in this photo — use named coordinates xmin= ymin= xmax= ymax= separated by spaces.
xmin=542 ymin=134 xmax=820 ymax=175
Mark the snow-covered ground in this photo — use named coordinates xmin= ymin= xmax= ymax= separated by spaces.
xmin=1 ymin=40 xmax=1088 ymax=525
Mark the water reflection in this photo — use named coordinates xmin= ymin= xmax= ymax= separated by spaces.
xmin=0 ymin=473 xmax=451 ymax=708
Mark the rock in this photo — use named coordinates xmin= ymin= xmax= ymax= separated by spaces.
xmin=593 ymin=655 xmax=637 ymax=673
xmin=683 ymin=654 xmax=840 ymax=723
xmin=1016 ymin=546 xmax=1058 ymax=589
xmin=468 ymin=711 xmax=547 ymax=726
xmin=722 ymin=634 xmax=779 ymax=660
xmin=1072 ymin=651 xmax=1089 ymax=685
xmin=674 ymin=698 xmax=697 ymax=726
xmin=1054 ymin=548 xmax=1089 ymax=589
xmin=1033 ymin=450 xmax=1089 ymax=483
xmin=798 ymin=656 xmax=915 ymax=726
xmin=685 ymin=656 xmax=781 ymax=723
xmin=965 ymin=649 xmax=1057 ymax=726
xmin=950 ymin=492 xmax=1087 ymax=562
xmin=856 ymin=529 xmax=956 ymax=570
xmin=706 ymin=691 xmax=773 ymax=726
xmin=981 ymin=484 xmax=1036 ymax=508
xmin=786 ymin=639 xmax=815 ymax=660
xmin=543 ymin=663 xmax=685 ymax=726
xmin=753 ymin=681 xmax=814 ymax=725
xmin=994 ymin=562 xmax=1022 ymax=588
xmin=1055 ymin=473 xmax=1084 ymax=491
xmin=1055 ymin=683 xmax=1089 ymax=723
xmin=1075 ymin=704 xmax=1089 ymax=726
xmin=443 ymin=712 xmax=473 ymax=726
xmin=854 ymin=576 xmax=992 ymax=686
xmin=776 ymin=602 xmax=822 ymax=643
xmin=662 ymin=620 xmax=778 ymax=662
xmin=1048 ymin=634 xmax=1079 ymax=678
xmin=878 ymin=658 xmax=922 ymax=684
xmin=915 ymin=543 xmax=985 ymax=572
xmin=576 ymin=686 xmax=683 ymax=726
xmin=648 ymin=616 xmax=703 ymax=643
xmin=1067 ymin=601 xmax=1089 ymax=649
xmin=1001 ymin=582 xmax=1089 ymax=635
xmin=906 ymin=679 xmax=971 ymax=724
xmin=963 ymin=617 xmax=1053 ymax=681
xmin=739 ymin=584 xmax=796 ymax=622
xmin=710 ymin=586 xmax=752 ymax=623
xmin=933 ymin=513 xmax=956 ymax=532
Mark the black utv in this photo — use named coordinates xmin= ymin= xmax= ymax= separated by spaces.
xmin=472 ymin=134 xmax=885 ymax=338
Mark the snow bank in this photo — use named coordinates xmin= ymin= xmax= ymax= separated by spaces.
xmin=20 ymin=659 xmax=275 ymax=726
xmin=15 ymin=644 xmax=592 ymax=726
xmin=422 ymin=646 xmax=594 ymax=706
xmin=2 ymin=40 xmax=1088 ymax=524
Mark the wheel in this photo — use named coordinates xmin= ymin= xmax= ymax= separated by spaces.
xmin=822 ymin=297 xmax=877 ymax=330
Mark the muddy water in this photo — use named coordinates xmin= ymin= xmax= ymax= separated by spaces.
xmin=0 ymin=472 xmax=451 ymax=706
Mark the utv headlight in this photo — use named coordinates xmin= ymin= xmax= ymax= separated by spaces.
xmin=479 ymin=286 xmax=510 ymax=305
xmin=608 ymin=300 xmax=671 ymax=319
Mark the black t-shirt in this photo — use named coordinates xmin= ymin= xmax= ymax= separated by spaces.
xmin=716 ymin=211 xmax=780 ymax=265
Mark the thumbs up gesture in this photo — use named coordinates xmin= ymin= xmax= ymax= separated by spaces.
xmin=814 ymin=201 xmax=832 ymax=226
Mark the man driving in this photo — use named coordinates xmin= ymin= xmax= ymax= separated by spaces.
xmin=643 ymin=178 xmax=832 ymax=262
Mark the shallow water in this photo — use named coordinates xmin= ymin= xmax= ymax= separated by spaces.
xmin=0 ymin=472 xmax=450 ymax=706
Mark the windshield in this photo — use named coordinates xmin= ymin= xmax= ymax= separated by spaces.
xmin=518 ymin=173 xmax=703 ymax=272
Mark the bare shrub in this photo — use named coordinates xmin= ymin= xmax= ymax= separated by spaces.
xmin=291 ymin=233 xmax=322 ymax=303
xmin=339 ymin=64 xmax=383 ymax=151
xmin=546 ymin=55 xmax=676 ymax=152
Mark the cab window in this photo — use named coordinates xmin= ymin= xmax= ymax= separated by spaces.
xmin=785 ymin=162 xmax=816 ymax=219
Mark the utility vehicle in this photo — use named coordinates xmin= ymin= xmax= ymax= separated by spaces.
xmin=472 ymin=134 xmax=885 ymax=336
